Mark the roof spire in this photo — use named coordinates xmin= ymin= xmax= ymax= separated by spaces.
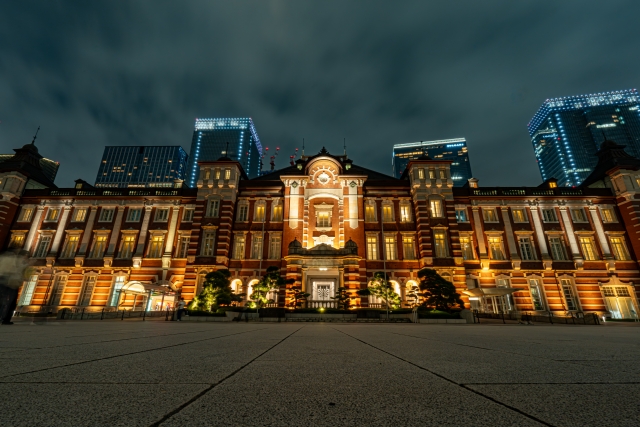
xmin=343 ymin=137 xmax=346 ymax=156
xmin=302 ymin=138 xmax=305 ymax=156
xmin=225 ymin=141 xmax=229 ymax=157
xmin=31 ymin=126 xmax=40 ymax=145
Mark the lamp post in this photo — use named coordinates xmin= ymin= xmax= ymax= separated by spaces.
xmin=381 ymin=204 xmax=389 ymax=321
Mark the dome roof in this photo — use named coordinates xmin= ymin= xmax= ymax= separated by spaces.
xmin=288 ymin=238 xmax=302 ymax=249
xmin=344 ymin=238 xmax=357 ymax=249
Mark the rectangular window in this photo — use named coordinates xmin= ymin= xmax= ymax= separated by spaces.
xmin=488 ymin=237 xmax=504 ymax=260
xmin=402 ymin=236 xmax=416 ymax=260
xmin=108 ymin=276 xmax=126 ymax=307
xmin=78 ymin=276 xmax=97 ymax=306
xmin=418 ymin=168 xmax=425 ymax=179
xmin=512 ymin=208 xmax=527 ymax=223
xmin=483 ymin=208 xmax=498 ymax=222
xmin=233 ymin=235 xmax=246 ymax=259
xmin=430 ymin=200 xmax=444 ymax=218
xmin=119 ymin=235 xmax=136 ymax=259
xmin=560 ymin=279 xmax=579 ymax=311
xmin=127 ymin=208 xmax=142 ymax=222
xmin=400 ymin=204 xmax=412 ymax=222
xmin=528 ymin=279 xmax=546 ymax=311
xmin=365 ymin=205 xmax=376 ymax=222
xmin=214 ymin=169 xmax=221 ymax=180
xmin=89 ymin=235 xmax=108 ymax=259
xmin=609 ymin=237 xmax=630 ymax=261
xmin=207 ymin=200 xmax=220 ymax=218
xmin=72 ymin=208 xmax=88 ymax=222
xmin=177 ymin=236 xmax=190 ymax=258
xmin=19 ymin=275 xmax=38 ymax=305
xmin=9 ymin=234 xmax=25 ymax=249
xmin=60 ymin=235 xmax=80 ymax=258
xmin=269 ymin=235 xmax=282 ymax=259
xmin=518 ymin=237 xmax=535 ymax=260
xmin=460 ymin=236 xmax=475 ymax=260
xmin=182 ymin=208 xmax=194 ymax=222
xmin=154 ymin=208 xmax=169 ymax=222
xmin=579 ymin=237 xmax=598 ymax=260
xmin=542 ymin=208 xmax=558 ymax=222
xmin=251 ymin=235 xmax=263 ymax=259
xmin=549 ymin=237 xmax=567 ymax=261
xmin=99 ymin=208 xmax=115 ymax=222
xmin=570 ymin=208 xmax=587 ymax=222
xmin=34 ymin=235 xmax=52 ymax=258
xmin=382 ymin=204 xmax=394 ymax=222
xmin=254 ymin=204 xmax=266 ymax=222
xmin=237 ymin=205 xmax=248 ymax=221
xmin=18 ymin=207 xmax=34 ymax=222
xmin=147 ymin=235 xmax=164 ymax=258
xmin=201 ymin=231 xmax=216 ymax=256
xmin=224 ymin=169 xmax=231 ymax=180
xmin=433 ymin=230 xmax=448 ymax=258
xmin=439 ymin=170 xmax=446 ymax=179
xmin=317 ymin=211 xmax=330 ymax=227
xmin=455 ymin=209 xmax=468 ymax=222
xmin=272 ymin=204 xmax=283 ymax=222
xmin=49 ymin=275 xmax=67 ymax=306
xmin=600 ymin=207 xmax=616 ymax=223
xmin=45 ymin=208 xmax=60 ymax=222
xmin=384 ymin=236 xmax=397 ymax=260
xmin=367 ymin=236 xmax=378 ymax=260
xmin=428 ymin=169 xmax=436 ymax=179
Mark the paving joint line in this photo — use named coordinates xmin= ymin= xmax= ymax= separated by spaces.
xmin=149 ymin=326 xmax=304 ymax=427
xmin=0 ymin=328 xmax=268 ymax=379
xmin=462 ymin=382 xmax=640 ymax=385
xmin=332 ymin=327 xmax=554 ymax=427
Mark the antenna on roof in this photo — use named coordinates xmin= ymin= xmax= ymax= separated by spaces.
xmin=31 ymin=126 xmax=40 ymax=145
xmin=343 ymin=138 xmax=346 ymax=157
xmin=224 ymin=141 xmax=229 ymax=157
xmin=302 ymin=138 xmax=305 ymax=156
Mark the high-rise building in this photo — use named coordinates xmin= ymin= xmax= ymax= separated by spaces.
xmin=95 ymin=146 xmax=189 ymax=188
xmin=528 ymin=89 xmax=640 ymax=186
xmin=392 ymin=138 xmax=472 ymax=185
xmin=186 ymin=118 xmax=263 ymax=186
xmin=0 ymin=154 xmax=59 ymax=183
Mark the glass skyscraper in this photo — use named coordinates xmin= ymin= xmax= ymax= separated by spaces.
xmin=186 ymin=118 xmax=263 ymax=186
xmin=392 ymin=138 xmax=473 ymax=185
xmin=528 ymin=89 xmax=640 ymax=186
xmin=95 ymin=146 xmax=189 ymax=188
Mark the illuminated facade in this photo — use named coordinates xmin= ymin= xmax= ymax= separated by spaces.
xmin=529 ymin=89 xmax=640 ymax=186
xmin=95 ymin=146 xmax=189 ymax=188
xmin=186 ymin=118 xmax=263 ymax=186
xmin=2 ymin=140 xmax=640 ymax=320
xmin=392 ymin=139 xmax=472 ymax=185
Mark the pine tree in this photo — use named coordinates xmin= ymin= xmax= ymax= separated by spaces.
xmin=417 ymin=268 xmax=464 ymax=311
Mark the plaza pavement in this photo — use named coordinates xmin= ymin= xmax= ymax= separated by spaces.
xmin=0 ymin=321 xmax=638 ymax=426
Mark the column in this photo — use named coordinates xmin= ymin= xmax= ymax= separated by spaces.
xmin=471 ymin=207 xmax=487 ymax=257
xmin=134 ymin=206 xmax=153 ymax=257
xmin=500 ymin=208 xmax=519 ymax=258
xmin=78 ymin=206 xmax=98 ymax=255
xmin=288 ymin=180 xmax=300 ymax=229
xmin=589 ymin=206 xmax=613 ymax=262
xmin=347 ymin=181 xmax=359 ymax=229
xmin=163 ymin=205 xmax=181 ymax=257
xmin=106 ymin=206 xmax=125 ymax=256
xmin=49 ymin=205 xmax=72 ymax=255
xmin=301 ymin=266 xmax=308 ymax=293
xmin=559 ymin=207 xmax=582 ymax=260
xmin=22 ymin=206 xmax=44 ymax=252
xmin=529 ymin=207 xmax=550 ymax=259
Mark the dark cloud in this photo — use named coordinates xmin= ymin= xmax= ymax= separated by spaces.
xmin=1 ymin=0 xmax=640 ymax=186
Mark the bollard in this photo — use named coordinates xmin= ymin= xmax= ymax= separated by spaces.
xmin=101 ymin=308 xmax=104 ymax=320
xmin=165 ymin=308 xmax=169 ymax=321
xmin=121 ymin=309 xmax=125 ymax=320
xmin=549 ymin=312 xmax=553 ymax=324
xmin=501 ymin=312 xmax=505 ymax=324
xmin=143 ymin=310 xmax=146 ymax=321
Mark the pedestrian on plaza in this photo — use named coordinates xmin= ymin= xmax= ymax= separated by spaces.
xmin=176 ymin=298 xmax=186 ymax=321
xmin=0 ymin=250 xmax=33 ymax=325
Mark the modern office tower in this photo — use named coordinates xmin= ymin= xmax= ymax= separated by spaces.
xmin=95 ymin=146 xmax=189 ymax=188
xmin=392 ymin=138 xmax=472 ymax=185
xmin=0 ymin=154 xmax=59 ymax=183
xmin=186 ymin=118 xmax=263 ymax=186
xmin=528 ymin=89 xmax=640 ymax=186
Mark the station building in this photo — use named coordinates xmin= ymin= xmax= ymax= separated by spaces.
xmin=1 ymin=139 xmax=639 ymax=319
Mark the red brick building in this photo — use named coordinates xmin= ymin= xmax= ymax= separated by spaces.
xmin=2 ymin=140 xmax=639 ymax=319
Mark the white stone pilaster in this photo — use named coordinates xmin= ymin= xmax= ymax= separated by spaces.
xmin=23 ymin=206 xmax=44 ymax=253
xmin=106 ymin=206 xmax=125 ymax=256
xmin=78 ymin=206 xmax=98 ymax=255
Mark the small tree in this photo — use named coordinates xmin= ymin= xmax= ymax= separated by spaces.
xmin=331 ymin=287 xmax=354 ymax=310
xmin=356 ymin=271 xmax=401 ymax=309
xmin=417 ymin=268 xmax=464 ymax=311
xmin=189 ymin=269 xmax=243 ymax=312
xmin=251 ymin=266 xmax=293 ymax=309
xmin=405 ymin=283 xmax=421 ymax=308
xmin=287 ymin=284 xmax=310 ymax=309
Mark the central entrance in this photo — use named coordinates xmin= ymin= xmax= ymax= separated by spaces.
xmin=312 ymin=280 xmax=335 ymax=301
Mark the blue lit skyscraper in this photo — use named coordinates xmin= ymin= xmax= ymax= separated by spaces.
xmin=392 ymin=138 xmax=473 ymax=185
xmin=95 ymin=146 xmax=189 ymax=188
xmin=186 ymin=118 xmax=263 ymax=185
xmin=528 ymin=89 xmax=640 ymax=186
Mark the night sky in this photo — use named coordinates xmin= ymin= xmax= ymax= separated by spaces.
xmin=2 ymin=1 xmax=640 ymax=188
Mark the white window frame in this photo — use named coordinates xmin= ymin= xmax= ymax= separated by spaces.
xmin=600 ymin=207 xmax=617 ymax=223
xmin=399 ymin=203 xmax=412 ymax=223
xmin=511 ymin=208 xmax=528 ymax=223
xmin=271 ymin=201 xmax=283 ymax=222
xmin=49 ymin=274 xmax=68 ymax=306
xmin=89 ymin=233 xmax=109 ymax=259
xmin=518 ymin=236 xmax=536 ymax=261
xmin=455 ymin=208 xmax=468 ymax=222
xmin=107 ymin=275 xmax=127 ymax=307
xmin=237 ymin=203 xmax=249 ymax=222
xmin=206 ymin=199 xmax=220 ymax=218
xmin=268 ymin=233 xmax=282 ymax=260
xmin=44 ymin=207 xmax=61 ymax=222
xmin=251 ymin=233 xmax=263 ymax=259
xmin=528 ymin=277 xmax=547 ymax=311
xmin=99 ymin=208 xmax=115 ymax=223
xmin=365 ymin=202 xmax=377 ymax=223
xmin=176 ymin=235 xmax=190 ymax=258
xmin=366 ymin=234 xmax=378 ymax=260
xmin=72 ymin=208 xmax=88 ymax=222
xmin=147 ymin=234 xmax=165 ymax=258
xmin=578 ymin=236 xmax=599 ymax=261
xmin=482 ymin=208 xmax=499 ymax=223
xmin=559 ymin=277 xmax=580 ymax=311
xmin=430 ymin=199 xmax=444 ymax=218
xmin=182 ymin=208 xmax=194 ymax=222
xmin=154 ymin=208 xmax=169 ymax=223
xmin=18 ymin=206 xmax=34 ymax=222
xmin=126 ymin=208 xmax=142 ymax=222
xmin=60 ymin=234 xmax=81 ymax=259
xmin=548 ymin=235 xmax=568 ymax=261
xmin=570 ymin=208 xmax=588 ymax=223
xmin=33 ymin=233 xmax=53 ymax=258
xmin=487 ymin=235 xmax=505 ymax=260
xmin=8 ymin=232 xmax=26 ymax=249
xmin=77 ymin=275 xmax=97 ymax=306
xmin=118 ymin=233 xmax=137 ymax=259
xmin=433 ymin=229 xmax=449 ymax=258
xmin=19 ymin=274 xmax=39 ymax=306
xmin=233 ymin=234 xmax=246 ymax=260
xmin=384 ymin=234 xmax=397 ymax=260
xmin=609 ymin=235 xmax=630 ymax=261
xmin=460 ymin=235 xmax=475 ymax=260
xmin=541 ymin=208 xmax=558 ymax=223
xmin=201 ymin=230 xmax=216 ymax=257
xmin=382 ymin=202 xmax=394 ymax=222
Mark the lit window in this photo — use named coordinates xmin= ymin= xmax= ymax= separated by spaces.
xmin=512 ymin=209 xmax=527 ymax=223
xmin=119 ymin=235 xmax=136 ymax=259
xmin=45 ymin=208 xmax=61 ymax=222
xmin=609 ymin=237 xmax=630 ymax=261
xmin=9 ymin=233 xmax=25 ymax=249
xmin=439 ymin=170 xmax=446 ymax=179
xmin=147 ymin=235 xmax=164 ymax=258
xmin=99 ymin=208 xmax=115 ymax=222
xmin=384 ymin=236 xmax=397 ymax=260
xmin=518 ymin=237 xmax=535 ymax=260
xmin=460 ymin=236 xmax=474 ymax=260
xmin=418 ymin=169 xmax=425 ymax=179
xmin=400 ymin=204 xmax=412 ymax=222
xmin=19 ymin=275 xmax=38 ymax=305
xmin=108 ymin=276 xmax=126 ymax=307
xmin=224 ymin=169 xmax=231 ymax=180
xmin=254 ymin=203 xmax=266 ymax=222
xmin=382 ymin=204 xmax=394 ymax=222
xmin=433 ymin=230 xmax=448 ymax=258
xmin=428 ymin=170 xmax=436 ymax=179
xmin=528 ymin=279 xmax=546 ymax=311
xmin=89 ymin=235 xmax=108 ymax=259
xmin=317 ymin=211 xmax=331 ymax=227
xmin=18 ymin=207 xmax=34 ymax=222
xmin=365 ymin=204 xmax=376 ymax=222
xmin=272 ymin=203 xmax=283 ymax=222
xmin=455 ymin=209 xmax=468 ymax=222
xmin=233 ymin=235 xmax=246 ymax=259
xmin=201 ymin=231 xmax=216 ymax=257
xmin=251 ymin=234 xmax=263 ymax=259
xmin=430 ymin=200 xmax=443 ymax=218
xmin=269 ymin=234 xmax=281 ymax=259
xmin=570 ymin=208 xmax=587 ymax=222
xmin=483 ymin=208 xmax=498 ymax=222
xmin=488 ymin=237 xmax=504 ymax=260
xmin=402 ymin=236 xmax=416 ymax=260
xmin=60 ymin=235 xmax=80 ymax=258
xmin=579 ymin=237 xmax=598 ymax=260
xmin=600 ymin=207 xmax=616 ymax=223
xmin=72 ymin=208 xmax=88 ymax=222
xmin=367 ymin=235 xmax=378 ymax=260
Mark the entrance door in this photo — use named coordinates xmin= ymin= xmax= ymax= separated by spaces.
xmin=312 ymin=281 xmax=335 ymax=300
